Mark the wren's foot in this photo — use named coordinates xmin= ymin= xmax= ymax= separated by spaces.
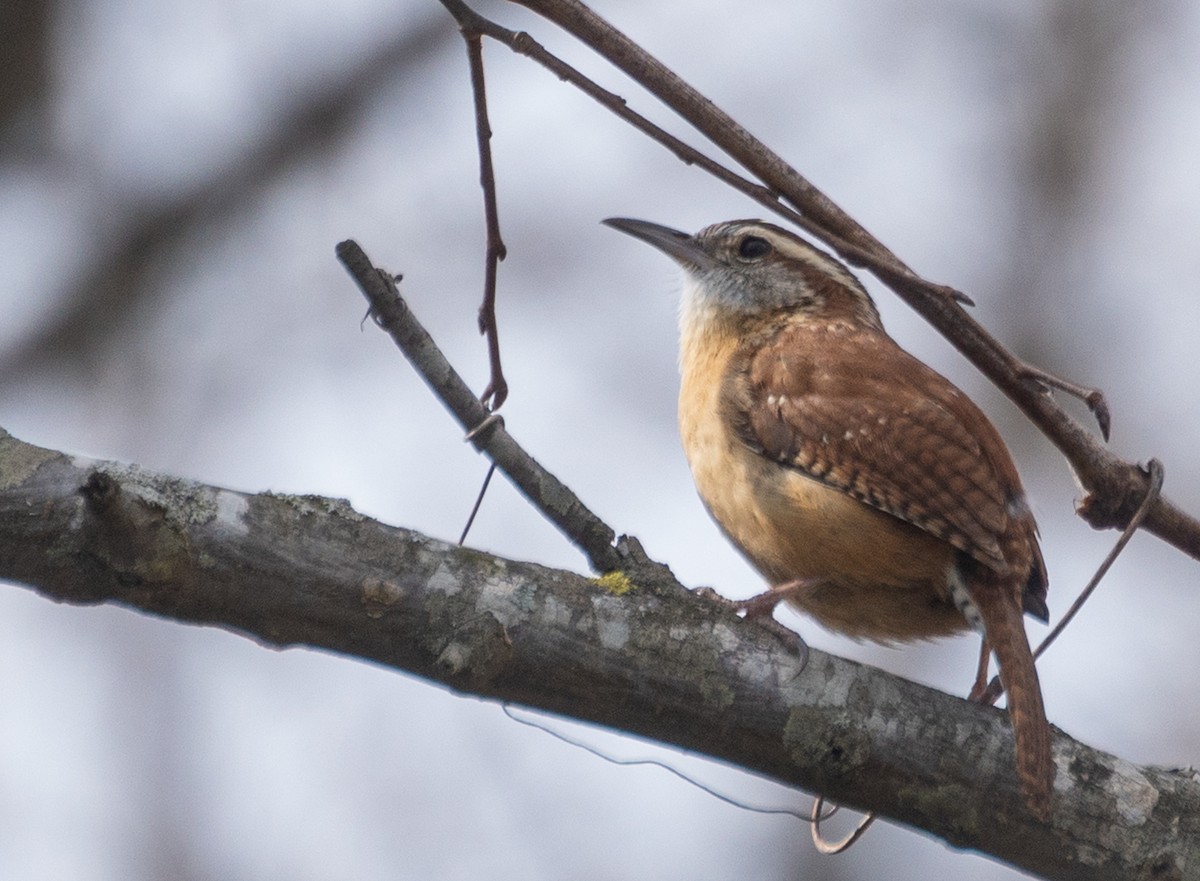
xmin=736 ymin=578 xmax=828 ymax=660
xmin=692 ymin=586 xmax=809 ymax=660
xmin=693 ymin=586 xmax=735 ymax=608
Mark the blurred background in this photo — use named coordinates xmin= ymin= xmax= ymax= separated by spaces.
xmin=2 ymin=0 xmax=1198 ymax=878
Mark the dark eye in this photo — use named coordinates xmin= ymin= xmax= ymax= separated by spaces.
xmin=737 ymin=235 xmax=771 ymax=260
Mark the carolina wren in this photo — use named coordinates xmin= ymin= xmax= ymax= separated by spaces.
xmin=604 ymin=217 xmax=1053 ymax=819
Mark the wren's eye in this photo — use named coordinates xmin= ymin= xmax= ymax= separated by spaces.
xmin=737 ymin=235 xmax=772 ymax=260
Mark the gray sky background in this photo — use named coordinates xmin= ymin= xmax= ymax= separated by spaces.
xmin=2 ymin=1 xmax=1199 ymax=878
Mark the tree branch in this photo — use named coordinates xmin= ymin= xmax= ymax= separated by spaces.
xmin=336 ymin=239 xmax=624 ymax=574
xmin=491 ymin=0 xmax=1198 ymax=561
xmin=1 ymin=426 xmax=1195 ymax=881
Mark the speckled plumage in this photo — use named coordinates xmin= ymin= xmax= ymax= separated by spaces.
xmin=606 ymin=216 xmax=1054 ymax=819
xmin=733 ymin=318 xmax=1048 ymax=619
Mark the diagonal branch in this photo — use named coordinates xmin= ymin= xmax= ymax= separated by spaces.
xmin=493 ymin=0 xmax=1197 ymax=563
xmin=336 ymin=239 xmax=624 ymax=574
xmin=440 ymin=0 xmax=821 ymax=244
xmin=1 ymin=425 xmax=1195 ymax=881
xmin=510 ymin=0 xmax=920 ymax=272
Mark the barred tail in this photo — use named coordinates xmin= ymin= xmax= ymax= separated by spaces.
xmin=973 ymin=572 xmax=1053 ymax=820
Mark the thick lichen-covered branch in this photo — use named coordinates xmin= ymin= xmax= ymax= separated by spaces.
xmin=1 ymin=426 xmax=1196 ymax=881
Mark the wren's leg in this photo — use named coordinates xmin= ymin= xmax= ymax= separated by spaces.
xmin=738 ymin=577 xmax=826 ymax=620
xmin=737 ymin=577 xmax=827 ymax=660
xmin=692 ymin=582 xmax=813 ymax=660
xmin=969 ymin=637 xmax=993 ymax=703
xmin=969 ymin=636 xmax=1009 ymax=706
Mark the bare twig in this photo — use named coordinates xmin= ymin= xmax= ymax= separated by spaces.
xmin=335 ymin=239 xmax=621 ymax=572
xmin=459 ymin=461 xmax=498 ymax=545
xmin=502 ymin=705 xmax=817 ymax=823
xmin=1018 ymin=363 xmax=1111 ymax=442
xmin=461 ymin=31 xmax=510 ymax=410
xmin=439 ymin=0 xmax=860 ymax=277
xmin=979 ymin=458 xmax=1166 ymax=706
xmin=509 ymin=0 xmax=920 ymax=273
xmin=1037 ymin=459 xmax=1164 ymax=658
xmin=811 ymin=799 xmax=877 ymax=855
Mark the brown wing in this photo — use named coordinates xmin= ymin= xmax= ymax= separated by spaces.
xmin=732 ymin=322 xmax=1053 ymax=814
xmin=730 ymin=324 xmax=1020 ymax=573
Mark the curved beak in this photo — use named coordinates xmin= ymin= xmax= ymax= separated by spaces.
xmin=602 ymin=217 xmax=717 ymax=271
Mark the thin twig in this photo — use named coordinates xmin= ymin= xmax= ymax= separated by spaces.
xmin=440 ymin=2 xmax=848 ymax=272
xmin=1018 ymin=362 xmax=1111 ymax=442
xmin=509 ymin=0 xmax=925 ymax=276
xmin=502 ymin=705 xmax=816 ymax=822
xmin=1034 ymin=460 xmax=1165 ymax=657
xmin=811 ymin=797 xmax=877 ymax=854
xmin=336 ymin=240 xmax=621 ymax=572
xmin=462 ymin=30 xmax=510 ymax=410
xmin=459 ymin=461 xmax=497 ymax=545
xmin=979 ymin=458 xmax=1165 ymax=705
xmin=444 ymin=0 xmax=978 ymax=312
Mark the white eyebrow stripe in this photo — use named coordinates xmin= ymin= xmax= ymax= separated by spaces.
xmin=749 ymin=226 xmax=861 ymax=287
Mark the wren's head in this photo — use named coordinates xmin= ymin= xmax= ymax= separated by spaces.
xmin=603 ymin=218 xmax=882 ymax=332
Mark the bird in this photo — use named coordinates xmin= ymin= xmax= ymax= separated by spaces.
xmin=603 ymin=216 xmax=1053 ymax=819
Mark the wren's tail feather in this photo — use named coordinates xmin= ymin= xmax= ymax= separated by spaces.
xmin=971 ymin=572 xmax=1054 ymax=820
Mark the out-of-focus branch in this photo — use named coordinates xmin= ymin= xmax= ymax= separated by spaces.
xmin=0 ymin=0 xmax=51 ymax=138
xmin=0 ymin=10 xmax=453 ymax=387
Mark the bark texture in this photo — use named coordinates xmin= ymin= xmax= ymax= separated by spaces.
xmin=1 ymin=427 xmax=1196 ymax=881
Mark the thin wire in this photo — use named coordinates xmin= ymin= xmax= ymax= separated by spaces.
xmin=811 ymin=795 xmax=877 ymax=854
xmin=501 ymin=704 xmax=825 ymax=822
xmin=459 ymin=461 xmax=498 ymax=546
xmin=980 ymin=458 xmax=1165 ymax=703
xmin=804 ymin=464 xmax=1169 ymax=851
xmin=1034 ymin=458 xmax=1164 ymax=662
xmin=458 ymin=414 xmax=506 ymax=546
